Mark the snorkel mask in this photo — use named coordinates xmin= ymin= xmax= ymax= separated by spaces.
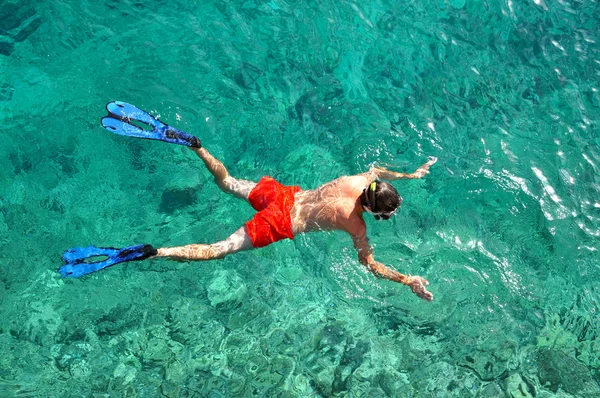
xmin=362 ymin=181 xmax=398 ymax=220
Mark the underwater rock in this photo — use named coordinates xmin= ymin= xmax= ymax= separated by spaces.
xmin=191 ymin=352 xmax=230 ymax=377
xmin=0 ymin=2 xmax=34 ymax=32
xmin=453 ymin=338 xmax=517 ymax=383
xmin=55 ymin=342 xmax=94 ymax=378
xmin=371 ymin=304 xmax=438 ymax=336
xmin=274 ymin=257 xmax=306 ymax=285
xmin=316 ymin=322 xmax=348 ymax=357
xmin=263 ymin=326 xmax=307 ymax=357
xmin=165 ymin=360 xmax=187 ymax=384
xmin=112 ymin=362 xmax=138 ymax=385
xmin=371 ymin=369 xmax=410 ymax=397
xmin=270 ymin=354 xmax=294 ymax=383
xmin=227 ymin=372 xmax=249 ymax=396
xmin=536 ymin=348 xmax=600 ymax=396
xmin=68 ymin=358 xmax=92 ymax=378
xmin=537 ymin=309 xmax=600 ymax=369
xmin=168 ymin=298 xmax=214 ymax=345
xmin=332 ymin=339 xmax=370 ymax=394
xmin=0 ymin=83 xmax=13 ymax=101
xmin=249 ymin=362 xmax=284 ymax=394
xmin=305 ymin=322 xmax=371 ymax=396
xmin=186 ymin=320 xmax=227 ymax=373
xmin=105 ymin=330 xmax=147 ymax=359
xmin=0 ymin=2 xmax=41 ymax=56
xmin=0 ymin=38 xmax=14 ymax=56
xmin=159 ymin=187 xmax=198 ymax=214
xmin=280 ymin=144 xmax=345 ymax=187
xmin=160 ymin=381 xmax=180 ymax=397
xmin=207 ymin=269 xmax=247 ymax=307
xmin=107 ymin=356 xmax=144 ymax=394
xmin=225 ymin=299 xmax=273 ymax=332
xmin=234 ymin=62 xmax=265 ymax=90
xmin=480 ymin=382 xmax=504 ymax=397
xmin=9 ymin=298 xmax=61 ymax=347
xmin=504 ymin=373 xmax=535 ymax=398
xmin=449 ymin=0 xmax=466 ymax=9
xmin=95 ymin=304 xmax=145 ymax=338
xmin=290 ymin=373 xmax=315 ymax=396
xmin=418 ymin=360 xmax=458 ymax=395
xmin=143 ymin=337 xmax=172 ymax=365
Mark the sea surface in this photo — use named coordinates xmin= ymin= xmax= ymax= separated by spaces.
xmin=1 ymin=0 xmax=599 ymax=396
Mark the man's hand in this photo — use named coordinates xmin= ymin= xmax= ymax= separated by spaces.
xmin=407 ymin=275 xmax=433 ymax=301
xmin=409 ymin=156 xmax=437 ymax=179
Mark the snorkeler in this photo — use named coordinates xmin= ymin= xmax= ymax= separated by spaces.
xmin=60 ymin=101 xmax=438 ymax=301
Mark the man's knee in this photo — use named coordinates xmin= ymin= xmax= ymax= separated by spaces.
xmin=216 ymin=176 xmax=235 ymax=192
xmin=218 ymin=176 xmax=256 ymax=200
xmin=215 ymin=228 xmax=254 ymax=256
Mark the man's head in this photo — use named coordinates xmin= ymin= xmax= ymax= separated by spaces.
xmin=361 ymin=181 xmax=402 ymax=220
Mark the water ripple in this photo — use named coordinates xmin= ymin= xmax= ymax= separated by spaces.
xmin=2 ymin=0 xmax=600 ymax=395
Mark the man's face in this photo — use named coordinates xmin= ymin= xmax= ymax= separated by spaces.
xmin=364 ymin=205 xmax=398 ymax=220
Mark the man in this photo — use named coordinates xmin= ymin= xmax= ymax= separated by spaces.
xmin=60 ymin=102 xmax=437 ymax=301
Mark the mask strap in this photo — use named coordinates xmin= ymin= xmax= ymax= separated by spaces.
xmin=369 ymin=181 xmax=377 ymax=212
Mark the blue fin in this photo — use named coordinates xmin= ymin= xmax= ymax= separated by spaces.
xmin=61 ymin=245 xmax=120 ymax=264
xmin=102 ymin=101 xmax=201 ymax=148
xmin=101 ymin=117 xmax=159 ymax=140
xmin=59 ymin=244 xmax=157 ymax=278
xmin=106 ymin=101 xmax=161 ymax=128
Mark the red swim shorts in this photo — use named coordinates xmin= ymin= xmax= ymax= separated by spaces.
xmin=245 ymin=176 xmax=301 ymax=248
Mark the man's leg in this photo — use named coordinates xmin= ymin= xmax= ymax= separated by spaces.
xmin=191 ymin=147 xmax=256 ymax=201
xmin=156 ymin=226 xmax=253 ymax=261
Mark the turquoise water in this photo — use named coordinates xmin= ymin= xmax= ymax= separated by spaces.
xmin=1 ymin=0 xmax=599 ymax=396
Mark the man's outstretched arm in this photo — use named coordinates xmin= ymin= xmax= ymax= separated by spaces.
xmin=371 ymin=156 xmax=437 ymax=180
xmin=352 ymin=234 xmax=433 ymax=301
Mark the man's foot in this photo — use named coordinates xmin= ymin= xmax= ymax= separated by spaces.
xmin=407 ymin=275 xmax=433 ymax=301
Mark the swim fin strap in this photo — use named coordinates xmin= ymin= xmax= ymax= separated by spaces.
xmin=101 ymin=101 xmax=201 ymax=148
xmin=59 ymin=244 xmax=158 ymax=278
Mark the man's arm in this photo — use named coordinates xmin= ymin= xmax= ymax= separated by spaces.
xmin=351 ymin=234 xmax=433 ymax=301
xmin=371 ymin=156 xmax=438 ymax=180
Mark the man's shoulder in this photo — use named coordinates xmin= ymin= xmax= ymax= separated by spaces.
xmin=325 ymin=174 xmax=370 ymax=191
xmin=340 ymin=211 xmax=367 ymax=238
xmin=341 ymin=173 xmax=371 ymax=183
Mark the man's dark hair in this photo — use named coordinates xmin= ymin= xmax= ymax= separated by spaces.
xmin=373 ymin=181 xmax=401 ymax=213
xmin=361 ymin=181 xmax=402 ymax=220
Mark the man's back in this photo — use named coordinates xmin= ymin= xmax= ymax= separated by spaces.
xmin=290 ymin=174 xmax=371 ymax=237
